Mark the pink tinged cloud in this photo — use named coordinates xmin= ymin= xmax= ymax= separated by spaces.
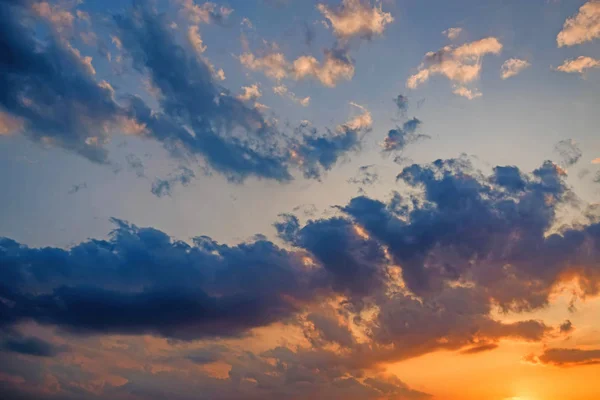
xmin=317 ymin=0 xmax=393 ymax=40
xmin=556 ymin=56 xmax=600 ymax=74
xmin=407 ymin=37 xmax=502 ymax=98
xmin=557 ymin=1 xmax=600 ymax=47
xmin=501 ymin=58 xmax=531 ymax=79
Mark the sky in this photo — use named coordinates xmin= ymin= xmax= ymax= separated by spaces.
xmin=0 ymin=0 xmax=600 ymax=399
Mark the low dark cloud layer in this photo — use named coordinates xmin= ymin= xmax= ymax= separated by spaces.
xmin=1 ymin=158 xmax=600 ymax=399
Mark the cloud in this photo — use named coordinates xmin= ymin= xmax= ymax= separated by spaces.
xmin=0 ymin=2 xmax=361 ymax=184
xmin=556 ymin=56 xmax=600 ymax=74
xmin=501 ymin=58 xmax=531 ymax=79
xmin=68 ymin=183 xmax=88 ymax=194
xmin=528 ymin=348 xmax=600 ymax=366
xmin=125 ymin=153 xmax=145 ymax=178
xmin=344 ymin=102 xmax=372 ymax=131
xmin=554 ymin=139 xmax=582 ymax=167
xmin=151 ymin=167 xmax=195 ymax=197
xmin=237 ymin=84 xmax=262 ymax=102
xmin=180 ymin=0 xmax=234 ymax=25
xmin=407 ymin=37 xmax=502 ymax=97
xmin=187 ymin=25 xmax=207 ymax=55
xmin=31 ymin=1 xmax=75 ymax=34
xmin=273 ymin=84 xmax=310 ymax=106
xmin=559 ymin=320 xmax=574 ymax=334
xmin=442 ymin=27 xmax=463 ymax=40
xmin=241 ymin=46 xmax=356 ymax=88
xmin=452 ymin=85 xmax=482 ymax=99
xmin=460 ymin=343 xmax=499 ymax=354
xmin=382 ymin=118 xmax=430 ymax=152
xmin=317 ymin=0 xmax=393 ymax=40
xmin=1 ymin=335 xmax=67 ymax=358
xmin=293 ymin=48 xmax=356 ymax=87
xmin=557 ymin=1 xmax=600 ymax=47
xmin=239 ymin=51 xmax=289 ymax=80
xmin=0 ymin=0 xmax=130 ymax=163
xmin=393 ymin=94 xmax=409 ymax=113
xmin=3 ymin=158 xmax=600 ymax=400
xmin=290 ymin=109 xmax=372 ymax=180
xmin=348 ymin=165 xmax=379 ymax=186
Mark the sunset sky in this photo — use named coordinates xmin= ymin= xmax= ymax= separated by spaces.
xmin=1 ymin=0 xmax=600 ymax=399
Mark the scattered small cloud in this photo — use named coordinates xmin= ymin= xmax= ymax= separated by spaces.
xmin=348 ymin=164 xmax=379 ymax=186
xmin=559 ymin=320 xmax=574 ymax=334
xmin=151 ymin=167 xmax=196 ymax=197
xmin=453 ymin=85 xmax=482 ymax=99
xmin=393 ymin=94 xmax=409 ymax=114
xmin=317 ymin=0 xmax=393 ymax=40
xmin=126 ymin=153 xmax=145 ymax=178
xmin=554 ymin=139 xmax=582 ymax=167
xmin=557 ymin=1 xmax=600 ymax=47
xmin=556 ymin=56 xmax=600 ymax=74
xmin=501 ymin=58 xmax=531 ymax=79
xmin=237 ymin=84 xmax=262 ymax=102
xmin=407 ymin=37 xmax=502 ymax=98
xmin=382 ymin=117 xmax=429 ymax=152
xmin=443 ymin=27 xmax=463 ymax=40
xmin=68 ymin=183 xmax=88 ymax=194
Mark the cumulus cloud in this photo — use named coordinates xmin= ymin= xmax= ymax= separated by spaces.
xmin=501 ymin=58 xmax=531 ymax=79
xmin=3 ymin=158 xmax=600 ymax=398
xmin=317 ymin=0 xmax=393 ymax=40
xmin=557 ymin=1 xmax=600 ymax=47
xmin=556 ymin=56 xmax=600 ymax=74
xmin=443 ymin=27 xmax=463 ymax=40
xmin=407 ymin=37 xmax=502 ymax=97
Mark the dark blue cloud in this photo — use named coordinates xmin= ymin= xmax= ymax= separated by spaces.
xmin=342 ymin=159 xmax=600 ymax=311
xmin=0 ymin=0 xmax=125 ymax=163
xmin=382 ymin=118 xmax=429 ymax=152
xmin=275 ymin=215 xmax=388 ymax=298
xmin=393 ymin=94 xmax=409 ymax=113
xmin=554 ymin=139 xmax=582 ymax=167
xmin=0 ymin=1 xmax=366 ymax=186
xmin=293 ymin=123 xmax=365 ymax=180
xmin=1 ymin=334 xmax=67 ymax=357
xmin=151 ymin=166 xmax=195 ymax=197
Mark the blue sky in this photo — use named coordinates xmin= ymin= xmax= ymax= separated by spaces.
xmin=1 ymin=1 xmax=600 ymax=399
